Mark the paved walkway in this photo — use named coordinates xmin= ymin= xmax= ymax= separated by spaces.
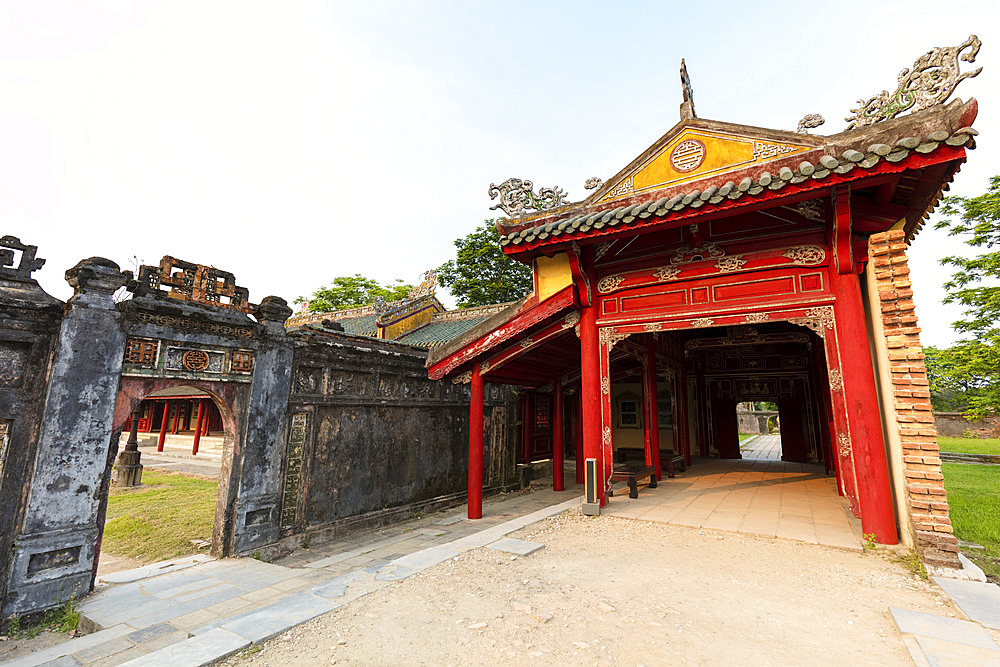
xmin=740 ymin=433 xmax=783 ymax=460
xmin=9 ymin=480 xmax=583 ymax=666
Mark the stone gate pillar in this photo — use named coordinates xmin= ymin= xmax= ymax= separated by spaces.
xmin=6 ymin=258 xmax=126 ymax=616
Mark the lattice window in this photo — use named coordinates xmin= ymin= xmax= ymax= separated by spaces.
xmin=124 ymin=339 xmax=159 ymax=366
xmin=231 ymin=350 xmax=254 ymax=373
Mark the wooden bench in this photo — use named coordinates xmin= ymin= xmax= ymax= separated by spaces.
xmin=663 ymin=454 xmax=687 ymax=478
xmin=608 ymin=465 xmax=657 ymax=499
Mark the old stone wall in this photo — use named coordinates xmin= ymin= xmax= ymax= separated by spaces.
xmin=869 ymin=230 xmax=960 ymax=568
xmin=281 ymin=327 xmax=517 ymax=542
xmin=933 ymin=412 xmax=1000 ymax=439
xmin=0 ymin=238 xmax=64 ymax=616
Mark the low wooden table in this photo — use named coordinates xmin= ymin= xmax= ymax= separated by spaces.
xmin=608 ymin=465 xmax=657 ymax=499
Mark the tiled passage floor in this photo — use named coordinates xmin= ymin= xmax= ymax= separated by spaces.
xmin=603 ymin=455 xmax=863 ymax=550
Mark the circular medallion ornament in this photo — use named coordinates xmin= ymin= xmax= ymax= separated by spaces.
xmin=182 ymin=349 xmax=210 ymax=372
xmin=670 ymin=139 xmax=706 ymax=172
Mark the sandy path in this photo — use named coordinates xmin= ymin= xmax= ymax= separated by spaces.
xmin=229 ymin=512 xmax=959 ymax=665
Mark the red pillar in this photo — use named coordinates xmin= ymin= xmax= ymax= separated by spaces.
xmin=643 ymin=338 xmax=662 ymax=479
xmin=597 ymin=332 xmax=614 ymax=505
xmin=552 ymin=382 xmax=564 ymax=491
xmin=171 ymin=401 xmax=181 ymax=434
xmin=677 ymin=364 xmax=692 ymax=466
xmin=192 ymin=399 xmax=205 ymax=455
xmin=142 ymin=403 xmax=152 ymax=433
xmin=468 ymin=361 xmax=485 ymax=519
xmin=573 ymin=392 xmax=584 ymax=484
xmin=157 ymin=400 xmax=170 ymax=452
xmin=830 ymin=269 xmax=897 ymax=544
xmin=580 ymin=292 xmax=604 ymax=506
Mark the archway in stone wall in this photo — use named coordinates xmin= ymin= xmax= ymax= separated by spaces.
xmin=94 ymin=378 xmax=245 ymax=579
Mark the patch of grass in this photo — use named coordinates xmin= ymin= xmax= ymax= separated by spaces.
xmin=863 ymin=533 xmax=878 ymax=551
xmin=6 ymin=598 xmax=79 ymax=638
xmin=738 ymin=433 xmax=756 ymax=443
xmin=942 ymin=462 xmax=1000 ymax=581
xmin=889 ymin=550 xmax=929 ymax=580
xmin=937 ymin=436 xmax=1000 ymax=456
xmin=103 ymin=471 xmax=217 ymax=563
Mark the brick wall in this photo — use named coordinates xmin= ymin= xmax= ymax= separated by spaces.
xmin=869 ymin=230 xmax=960 ymax=568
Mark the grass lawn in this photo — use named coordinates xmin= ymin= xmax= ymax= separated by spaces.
xmin=937 ymin=436 xmax=1000 ymax=456
xmin=738 ymin=433 xmax=758 ymax=443
xmin=941 ymin=462 xmax=1000 ymax=581
xmin=103 ymin=471 xmax=217 ymax=563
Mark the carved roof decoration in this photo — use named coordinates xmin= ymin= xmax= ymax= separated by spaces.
xmin=488 ymin=178 xmax=570 ymax=219
xmin=498 ymin=100 xmax=978 ymax=251
xmin=845 ymin=35 xmax=981 ymax=129
xmin=0 ymin=236 xmax=46 ymax=282
xmin=127 ymin=256 xmax=256 ymax=314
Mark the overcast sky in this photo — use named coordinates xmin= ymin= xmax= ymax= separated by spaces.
xmin=2 ymin=1 xmax=997 ymax=346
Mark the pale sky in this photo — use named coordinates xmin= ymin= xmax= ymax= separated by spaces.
xmin=3 ymin=1 xmax=997 ymax=346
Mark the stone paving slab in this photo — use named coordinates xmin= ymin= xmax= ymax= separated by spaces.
xmin=912 ymin=634 xmax=1000 ymax=666
xmin=219 ymin=591 xmax=339 ymax=643
xmin=932 ymin=577 xmax=1000 ymax=630
xmin=889 ymin=607 xmax=1000 ymax=650
xmin=118 ymin=628 xmax=248 ymax=667
xmin=6 ymin=626 xmax=135 ymax=667
xmin=488 ymin=538 xmax=544 ymax=556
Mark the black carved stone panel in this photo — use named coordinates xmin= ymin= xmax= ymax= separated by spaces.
xmin=0 ymin=342 xmax=29 ymax=388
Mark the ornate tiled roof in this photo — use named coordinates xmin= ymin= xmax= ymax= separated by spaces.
xmin=395 ymin=316 xmax=491 ymax=347
xmin=498 ymin=100 xmax=978 ymax=251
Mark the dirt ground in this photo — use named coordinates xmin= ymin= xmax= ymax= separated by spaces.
xmin=229 ymin=512 xmax=969 ymax=666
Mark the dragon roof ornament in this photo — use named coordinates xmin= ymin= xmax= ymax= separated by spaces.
xmin=488 ymin=178 xmax=569 ymax=218
xmin=846 ymin=34 xmax=982 ymax=129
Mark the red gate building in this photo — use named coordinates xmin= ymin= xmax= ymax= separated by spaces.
xmin=427 ymin=46 xmax=981 ymax=568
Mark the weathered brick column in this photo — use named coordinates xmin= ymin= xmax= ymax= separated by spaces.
xmin=869 ymin=230 xmax=960 ymax=568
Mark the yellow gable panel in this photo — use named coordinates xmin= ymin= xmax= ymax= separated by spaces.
xmin=599 ymin=129 xmax=814 ymax=203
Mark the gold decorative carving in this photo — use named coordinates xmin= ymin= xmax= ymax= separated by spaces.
xmin=452 ymin=371 xmax=472 ymax=384
xmin=643 ymin=323 xmax=662 ymax=332
xmin=653 ymin=266 xmax=681 ymax=281
xmin=715 ymin=255 xmax=746 ymax=273
xmin=602 ymin=426 xmax=612 ymax=447
xmin=597 ymin=275 xmax=625 ymax=294
xmin=691 ymin=318 xmax=715 ymax=328
xmin=601 ymin=377 xmax=610 ymax=395
xmin=788 ymin=306 xmax=835 ymax=337
xmin=562 ymin=312 xmax=580 ymax=329
xmin=743 ymin=313 xmax=770 ymax=324
xmin=782 ymin=245 xmax=826 ymax=266
xmin=752 ymin=141 xmax=797 ymax=161
xmin=480 ymin=361 xmax=491 ymax=373
xmin=519 ymin=338 xmax=535 ymax=349
xmin=828 ymin=368 xmax=844 ymax=392
xmin=838 ymin=433 xmax=851 ymax=458
xmin=599 ymin=327 xmax=630 ymax=349
xmin=670 ymin=242 xmax=724 ymax=265
xmin=604 ymin=176 xmax=633 ymax=199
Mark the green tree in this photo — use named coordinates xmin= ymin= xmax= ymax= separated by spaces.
xmin=437 ymin=219 xmax=533 ymax=308
xmin=932 ymin=175 xmax=1000 ymax=418
xmin=297 ymin=274 xmax=412 ymax=312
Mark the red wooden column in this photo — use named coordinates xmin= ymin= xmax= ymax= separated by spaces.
xmin=580 ymin=295 xmax=604 ymax=506
xmin=573 ymin=392 xmax=584 ymax=484
xmin=676 ymin=365 xmax=692 ymax=465
xmin=830 ymin=268 xmax=897 ymax=544
xmin=552 ymin=382 xmax=564 ymax=491
xmin=468 ymin=361 xmax=485 ymax=520
xmin=156 ymin=400 xmax=171 ymax=452
xmin=192 ymin=399 xmax=205 ymax=455
xmin=171 ymin=402 xmax=182 ymax=434
xmin=643 ymin=337 xmax=662 ymax=479
xmin=597 ymin=331 xmax=615 ymax=505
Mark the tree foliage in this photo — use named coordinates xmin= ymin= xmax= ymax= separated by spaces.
xmin=297 ymin=274 xmax=412 ymax=312
xmin=437 ymin=220 xmax=533 ymax=308
xmin=930 ymin=175 xmax=1000 ymax=418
